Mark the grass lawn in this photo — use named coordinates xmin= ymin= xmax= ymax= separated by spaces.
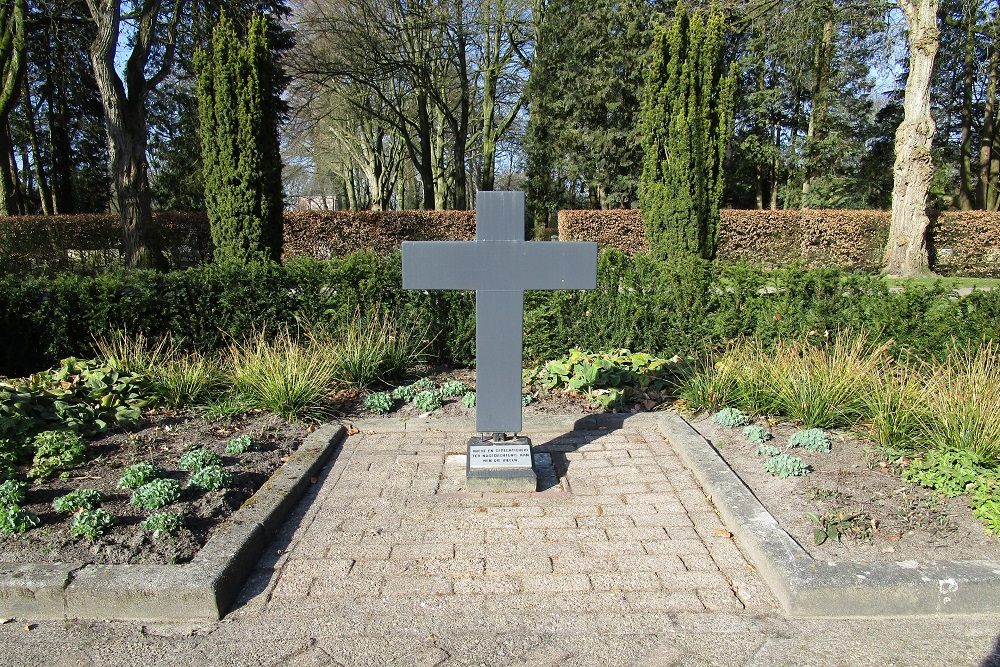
xmin=883 ymin=275 xmax=1000 ymax=290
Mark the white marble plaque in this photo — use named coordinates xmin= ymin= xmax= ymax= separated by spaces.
xmin=468 ymin=443 xmax=532 ymax=469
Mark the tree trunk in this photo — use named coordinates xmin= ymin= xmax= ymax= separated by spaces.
xmin=979 ymin=5 xmax=999 ymax=210
xmin=87 ymin=0 xmax=176 ymax=270
xmin=0 ymin=116 xmax=14 ymax=215
xmin=885 ymin=0 xmax=939 ymax=276
xmin=416 ymin=89 xmax=435 ymax=209
xmin=801 ymin=12 xmax=834 ymax=207
xmin=957 ymin=4 xmax=975 ymax=210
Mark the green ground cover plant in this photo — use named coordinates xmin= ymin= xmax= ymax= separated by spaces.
xmin=117 ymin=462 xmax=165 ymax=490
xmin=712 ymin=408 xmax=750 ymax=427
xmin=538 ymin=349 xmax=679 ymax=409
xmin=131 ymin=478 xmax=181 ymax=510
xmin=52 ymin=488 xmax=102 ymax=513
xmin=412 ymin=390 xmax=443 ymax=412
xmin=789 ymin=428 xmax=832 ymax=453
xmin=178 ymin=448 xmax=222 ymax=473
xmin=29 ymin=430 xmax=87 ymax=481
xmin=70 ymin=508 xmax=113 ymax=540
xmin=743 ymin=425 xmax=772 ymax=444
xmin=225 ymin=435 xmax=256 ymax=454
xmin=363 ymin=391 xmax=395 ymax=414
xmin=764 ymin=453 xmax=811 ymax=478
xmin=188 ymin=464 xmax=232 ymax=491
xmin=141 ymin=512 xmax=185 ymax=535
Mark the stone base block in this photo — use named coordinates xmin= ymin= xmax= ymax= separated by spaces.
xmin=465 ymin=437 xmax=537 ymax=493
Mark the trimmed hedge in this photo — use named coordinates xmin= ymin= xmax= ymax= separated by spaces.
xmin=0 ymin=210 xmax=476 ymax=275
xmin=2 ymin=251 xmax=998 ymax=378
xmin=558 ymin=208 xmax=1000 ymax=277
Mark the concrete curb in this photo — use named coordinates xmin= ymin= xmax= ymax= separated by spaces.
xmin=657 ymin=412 xmax=1000 ymax=617
xmin=0 ymin=424 xmax=346 ymax=621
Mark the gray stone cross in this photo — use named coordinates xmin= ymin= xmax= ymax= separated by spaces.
xmin=402 ymin=191 xmax=598 ymax=434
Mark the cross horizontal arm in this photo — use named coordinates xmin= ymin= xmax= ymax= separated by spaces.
xmin=402 ymin=241 xmax=598 ymax=291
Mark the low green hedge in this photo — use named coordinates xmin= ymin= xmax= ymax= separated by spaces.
xmin=1 ymin=250 xmax=998 ymax=377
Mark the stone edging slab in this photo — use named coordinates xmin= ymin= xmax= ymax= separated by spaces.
xmin=657 ymin=413 xmax=1000 ymax=617
xmin=0 ymin=424 xmax=346 ymax=621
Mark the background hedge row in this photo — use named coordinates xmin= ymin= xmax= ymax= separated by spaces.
xmin=2 ymin=250 xmax=997 ymax=377
xmin=0 ymin=210 xmax=476 ymax=275
xmin=558 ymin=209 xmax=1000 ymax=277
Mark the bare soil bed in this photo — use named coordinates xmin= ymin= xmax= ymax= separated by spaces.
xmin=0 ymin=412 xmax=308 ymax=566
xmin=691 ymin=415 xmax=1000 ymax=563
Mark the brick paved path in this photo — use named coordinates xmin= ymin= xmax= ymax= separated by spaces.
xmin=255 ymin=427 xmax=771 ymax=614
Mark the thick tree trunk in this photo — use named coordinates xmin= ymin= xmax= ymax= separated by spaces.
xmin=0 ymin=116 xmax=14 ymax=215
xmin=87 ymin=0 xmax=177 ymax=270
xmin=885 ymin=0 xmax=939 ymax=276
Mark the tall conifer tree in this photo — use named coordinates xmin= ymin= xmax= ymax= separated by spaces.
xmin=639 ymin=2 xmax=734 ymax=260
xmin=196 ymin=13 xmax=283 ymax=263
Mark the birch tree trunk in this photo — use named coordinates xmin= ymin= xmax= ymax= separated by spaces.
xmin=884 ymin=0 xmax=939 ymax=276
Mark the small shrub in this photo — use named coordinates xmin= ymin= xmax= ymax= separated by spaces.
xmin=440 ymin=380 xmax=468 ymax=398
xmin=29 ymin=430 xmax=87 ymax=481
xmin=902 ymin=447 xmax=989 ymax=498
xmin=319 ymin=310 xmax=428 ymax=388
xmin=522 ymin=393 xmax=533 ymax=407
xmin=117 ymin=461 xmax=165 ymax=490
xmin=151 ymin=353 xmax=222 ymax=407
xmin=764 ymin=453 xmax=810 ymax=478
xmin=131 ymin=478 xmax=181 ymax=510
xmin=0 ymin=504 xmax=39 ymax=534
xmin=363 ymin=391 xmax=395 ymax=414
xmin=93 ymin=330 xmax=168 ymax=376
xmin=225 ymin=435 xmax=256 ymax=454
xmin=0 ymin=479 xmax=26 ymax=505
xmin=141 ymin=511 xmax=185 ymax=535
xmin=462 ymin=392 xmax=476 ymax=408
xmin=743 ymin=425 xmax=772 ymax=445
xmin=188 ymin=464 xmax=232 ymax=490
xmin=920 ymin=342 xmax=1000 ymax=459
xmin=755 ymin=443 xmax=781 ymax=457
xmin=52 ymin=488 xmax=102 ymax=513
xmin=789 ymin=428 xmax=832 ymax=453
xmin=226 ymin=329 xmax=338 ymax=422
xmin=70 ymin=508 xmax=113 ymax=540
xmin=712 ymin=408 xmax=749 ymax=428
xmin=412 ymin=390 xmax=443 ymax=412
xmin=390 ymin=384 xmax=418 ymax=401
xmin=178 ymin=448 xmax=222 ymax=473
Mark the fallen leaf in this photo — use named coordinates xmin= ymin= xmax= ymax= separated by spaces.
xmin=347 ymin=427 xmax=360 ymax=436
xmin=23 ymin=624 xmax=34 ymax=632
xmin=0 ymin=618 xmax=12 ymax=624
xmin=712 ymin=529 xmax=733 ymax=539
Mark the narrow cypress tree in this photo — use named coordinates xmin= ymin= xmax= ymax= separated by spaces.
xmin=196 ymin=13 xmax=283 ymax=264
xmin=639 ymin=2 xmax=734 ymax=260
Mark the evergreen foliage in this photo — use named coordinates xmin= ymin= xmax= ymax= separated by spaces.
xmin=639 ymin=2 xmax=734 ymax=260
xmin=195 ymin=13 xmax=283 ymax=264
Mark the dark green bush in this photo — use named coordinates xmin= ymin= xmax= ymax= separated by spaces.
xmin=1 ymin=251 xmax=998 ymax=378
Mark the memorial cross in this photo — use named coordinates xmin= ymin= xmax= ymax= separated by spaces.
xmin=402 ymin=191 xmax=598 ymax=435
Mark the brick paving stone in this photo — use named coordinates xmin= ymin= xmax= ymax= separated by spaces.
xmin=521 ymin=574 xmax=592 ymax=593
xmin=590 ymin=572 xmax=662 ymax=592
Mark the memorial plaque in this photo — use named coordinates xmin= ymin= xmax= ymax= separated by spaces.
xmin=468 ymin=443 xmax=532 ymax=469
